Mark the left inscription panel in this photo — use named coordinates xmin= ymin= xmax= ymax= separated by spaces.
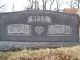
xmin=7 ymin=24 xmax=31 ymax=36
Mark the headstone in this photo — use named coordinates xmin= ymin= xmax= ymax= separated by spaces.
xmin=0 ymin=10 xmax=79 ymax=50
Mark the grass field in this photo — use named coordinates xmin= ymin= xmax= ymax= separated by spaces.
xmin=0 ymin=45 xmax=80 ymax=60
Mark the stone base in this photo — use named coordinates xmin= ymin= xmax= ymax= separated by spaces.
xmin=0 ymin=41 xmax=79 ymax=50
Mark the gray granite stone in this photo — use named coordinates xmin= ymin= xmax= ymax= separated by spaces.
xmin=0 ymin=10 xmax=79 ymax=50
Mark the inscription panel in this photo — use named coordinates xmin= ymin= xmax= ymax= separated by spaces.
xmin=28 ymin=16 xmax=51 ymax=23
xmin=7 ymin=24 xmax=31 ymax=36
xmin=48 ymin=25 xmax=72 ymax=36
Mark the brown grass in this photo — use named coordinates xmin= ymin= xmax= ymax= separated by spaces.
xmin=0 ymin=45 xmax=80 ymax=60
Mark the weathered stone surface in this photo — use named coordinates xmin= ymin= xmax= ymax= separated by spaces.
xmin=0 ymin=10 xmax=79 ymax=50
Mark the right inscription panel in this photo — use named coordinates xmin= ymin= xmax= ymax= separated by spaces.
xmin=48 ymin=25 xmax=72 ymax=36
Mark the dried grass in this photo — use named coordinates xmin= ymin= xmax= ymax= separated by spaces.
xmin=0 ymin=45 xmax=80 ymax=60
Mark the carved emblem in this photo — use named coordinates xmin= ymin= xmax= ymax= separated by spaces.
xmin=35 ymin=26 xmax=44 ymax=35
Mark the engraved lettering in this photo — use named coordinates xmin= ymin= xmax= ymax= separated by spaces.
xmin=28 ymin=16 xmax=51 ymax=23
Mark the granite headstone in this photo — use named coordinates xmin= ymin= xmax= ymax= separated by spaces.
xmin=0 ymin=10 xmax=79 ymax=50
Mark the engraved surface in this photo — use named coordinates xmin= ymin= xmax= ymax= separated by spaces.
xmin=0 ymin=10 xmax=78 ymax=42
xmin=7 ymin=24 xmax=31 ymax=35
xmin=28 ymin=16 xmax=51 ymax=23
xmin=34 ymin=26 xmax=44 ymax=35
xmin=48 ymin=24 xmax=72 ymax=36
xmin=0 ymin=10 xmax=79 ymax=50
